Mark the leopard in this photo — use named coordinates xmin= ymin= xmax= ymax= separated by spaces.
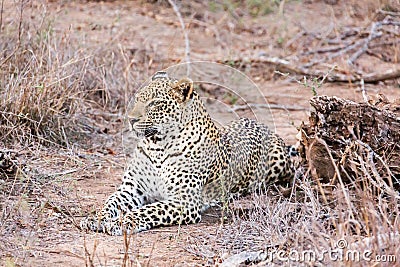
xmin=80 ymin=71 xmax=294 ymax=236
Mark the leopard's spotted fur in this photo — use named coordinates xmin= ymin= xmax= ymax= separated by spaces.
xmin=80 ymin=71 xmax=293 ymax=235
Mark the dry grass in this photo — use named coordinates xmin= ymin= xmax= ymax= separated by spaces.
xmin=0 ymin=1 xmax=141 ymax=147
xmin=1 ymin=1 xmax=83 ymax=144
xmin=0 ymin=1 xmax=131 ymax=265
xmin=187 ymin=162 xmax=399 ymax=265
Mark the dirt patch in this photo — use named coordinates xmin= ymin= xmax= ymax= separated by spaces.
xmin=1 ymin=0 xmax=400 ymax=266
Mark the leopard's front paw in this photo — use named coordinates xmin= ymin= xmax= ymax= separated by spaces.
xmin=104 ymin=220 xmax=124 ymax=236
xmin=102 ymin=215 xmax=138 ymax=235
xmin=80 ymin=213 xmax=138 ymax=236
xmin=122 ymin=212 xmax=141 ymax=234
xmin=80 ymin=215 xmax=106 ymax=233
xmin=80 ymin=215 xmax=124 ymax=235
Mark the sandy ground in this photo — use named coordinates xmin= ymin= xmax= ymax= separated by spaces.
xmin=1 ymin=0 xmax=399 ymax=266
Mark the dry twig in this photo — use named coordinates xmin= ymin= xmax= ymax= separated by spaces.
xmin=167 ymin=0 xmax=191 ymax=76
xmin=348 ymin=19 xmax=400 ymax=65
xmin=0 ymin=0 xmax=3 ymax=33
xmin=222 ymin=56 xmax=400 ymax=83
xmin=378 ymin=9 xmax=400 ymax=17
xmin=229 ymin=103 xmax=307 ymax=113
xmin=360 ymin=79 xmax=368 ymax=103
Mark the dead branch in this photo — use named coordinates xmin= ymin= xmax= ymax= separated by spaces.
xmin=326 ymin=39 xmax=366 ymax=61
xmin=285 ymin=30 xmax=306 ymax=49
xmin=272 ymin=16 xmax=400 ymax=80
xmin=167 ymin=0 xmax=191 ymax=76
xmin=220 ymin=56 xmax=400 ymax=83
xmin=347 ymin=20 xmax=400 ymax=65
xmin=326 ymin=29 xmax=361 ymax=45
xmin=361 ymin=68 xmax=400 ymax=83
xmin=0 ymin=0 xmax=3 ymax=34
xmin=370 ymin=40 xmax=400 ymax=48
xmin=301 ymin=44 xmax=348 ymax=56
xmin=229 ymin=103 xmax=307 ymax=113
xmin=360 ymin=79 xmax=368 ymax=103
xmin=256 ymin=56 xmax=309 ymax=76
xmin=299 ymin=95 xmax=400 ymax=190
xmin=378 ymin=9 xmax=400 ymax=17
xmin=220 ymin=251 xmax=264 ymax=267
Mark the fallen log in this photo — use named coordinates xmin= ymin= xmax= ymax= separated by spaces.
xmin=298 ymin=95 xmax=400 ymax=192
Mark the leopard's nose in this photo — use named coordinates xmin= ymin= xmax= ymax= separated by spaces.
xmin=130 ymin=118 xmax=140 ymax=124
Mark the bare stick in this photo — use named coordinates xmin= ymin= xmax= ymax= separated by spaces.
xmin=301 ymin=44 xmax=348 ymax=56
xmin=327 ymin=39 xmax=365 ymax=61
xmin=362 ymin=67 xmax=400 ymax=83
xmin=18 ymin=0 xmax=25 ymax=43
xmin=377 ymin=9 xmax=400 ymax=17
xmin=360 ymin=79 xmax=369 ymax=103
xmin=320 ymin=64 xmax=337 ymax=84
xmin=220 ymin=57 xmax=400 ymax=83
xmin=0 ymin=0 xmax=4 ymax=33
xmin=167 ymin=0 xmax=191 ymax=76
xmin=0 ymin=46 xmax=19 ymax=67
xmin=315 ymin=136 xmax=354 ymax=220
xmin=229 ymin=103 xmax=307 ymax=112
xmin=257 ymin=56 xmax=310 ymax=76
xmin=348 ymin=22 xmax=382 ymax=65
xmin=370 ymin=40 xmax=400 ymax=48
xmin=349 ymin=20 xmax=400 ymax=65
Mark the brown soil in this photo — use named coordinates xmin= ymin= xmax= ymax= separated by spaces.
xmin=1 ymin=0 xmax=399 ymax=266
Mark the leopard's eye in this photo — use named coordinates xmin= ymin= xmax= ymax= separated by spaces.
xmin=130 ymin=118 xmax=140 ymax=125
xmin=147 ymin=99 xmax=165 ymax=109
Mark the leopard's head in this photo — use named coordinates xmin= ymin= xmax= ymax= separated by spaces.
xmin=128 ymin=71 xmax=195 ymax=139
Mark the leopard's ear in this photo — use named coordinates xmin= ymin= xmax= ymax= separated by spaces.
xmin=170 ymin=78 xmax=194 ymax=103
xmin=151 ymin=71 xmax=169 ymax=80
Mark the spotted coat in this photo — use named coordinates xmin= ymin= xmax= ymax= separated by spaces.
xmin=80 ymin=71 xmax=293 ymax=235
